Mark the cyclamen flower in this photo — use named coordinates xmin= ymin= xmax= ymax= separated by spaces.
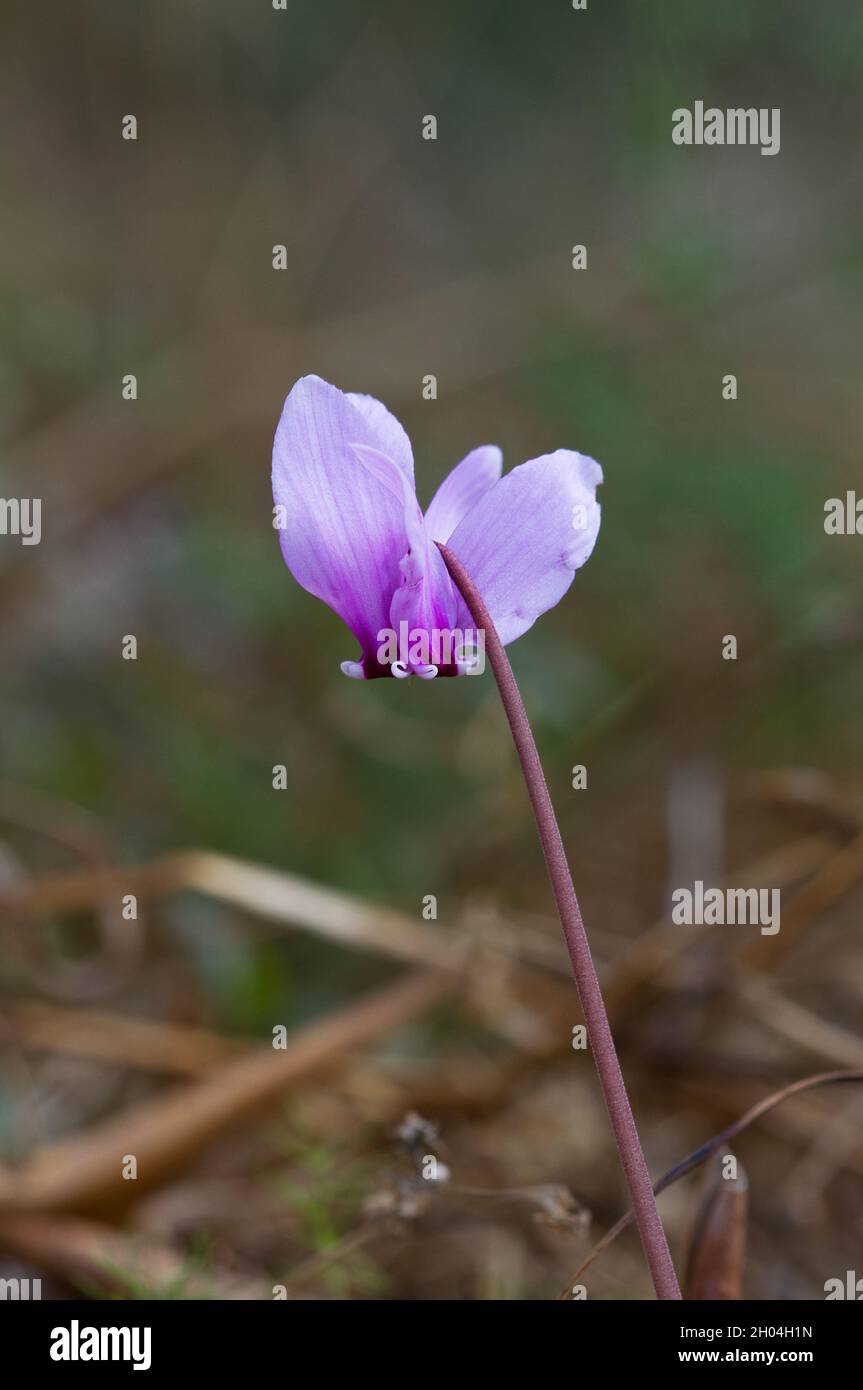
xmin=270 ymin=381 xmax=680 ymax=1296
xmin=272 ymin=375 xmax=602 ymax=679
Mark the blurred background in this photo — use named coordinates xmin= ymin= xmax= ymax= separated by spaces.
xmin=1 ymin=0 xmax=862 ymax=1300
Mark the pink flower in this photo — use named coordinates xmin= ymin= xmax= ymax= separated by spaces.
xmin=272 ymin=376 xmax=602 ymax=678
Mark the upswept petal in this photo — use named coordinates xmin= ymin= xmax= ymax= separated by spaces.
xmin=445 ymin=450 xmax=602 ymax=646
xmin=425 ymin=445 xmax=503 ymax=544
xmin=346 ymin=391 xmax=414 ymax=482
xmin=272 ymin=376 xmax=411 ymax=667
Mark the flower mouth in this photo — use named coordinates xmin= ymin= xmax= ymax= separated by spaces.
xmin=343 ymin=622 xmax=487 ymax=680
xmin=341 ymin=655 xmax=459 ymax=680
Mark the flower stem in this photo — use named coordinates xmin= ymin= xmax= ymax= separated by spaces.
xmin=438 ymin=542 xmax=681 ymax=1301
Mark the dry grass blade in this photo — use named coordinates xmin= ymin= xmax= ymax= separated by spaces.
xmin=0 ymin=850 xmax=463 ymax=972
xmin=738 ymin=976 xmax=863 ymax=1070
xmin=11 ymin=1001 xmax=247 ymax=1077
xmin=0 ymin=970 xmax=453 ymax=1217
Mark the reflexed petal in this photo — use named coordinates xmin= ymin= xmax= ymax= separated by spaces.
xmin=425 ymin=445 xmax=502 ymax=544
xmin=446 ymin=450 xmax=602 ymax=646
xmin=272 ymin=376 xmax=413 ymax=669
xmin=346 ymin=392 xmax=414 ymax=482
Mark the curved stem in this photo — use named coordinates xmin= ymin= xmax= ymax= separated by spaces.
xmin=438 ymin=542 xmax=681 ymax=1301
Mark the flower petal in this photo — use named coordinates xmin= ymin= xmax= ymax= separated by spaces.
xmin=425 ymin=445 xmax=502 ymax=544
xmin=351 ymin=443 xmax=458 ymax=656
xmin=272 ymin=376 xmax=413 ymax=669
xmin=445 ymin=450 xmax=602 ymax=646
xmin=346 ymin=392 xmax=414 ymax=482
